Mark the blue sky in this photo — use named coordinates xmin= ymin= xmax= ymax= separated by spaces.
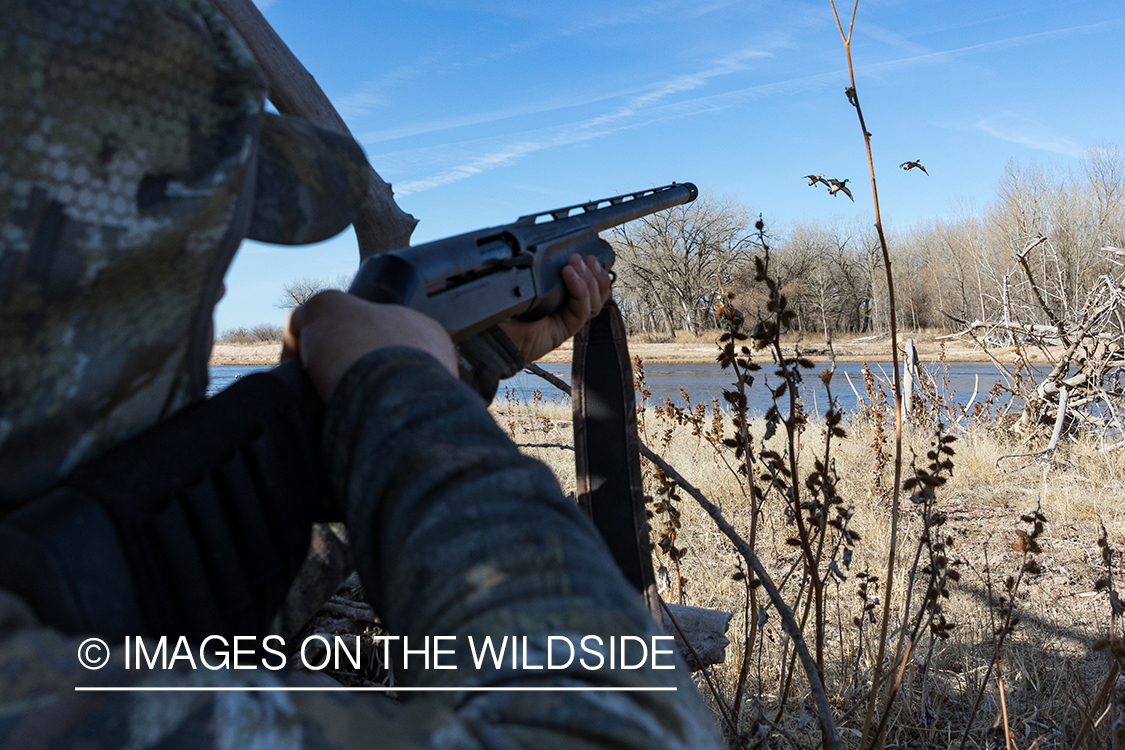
xmin=216 ymin=0 xmax=1125 ymax=331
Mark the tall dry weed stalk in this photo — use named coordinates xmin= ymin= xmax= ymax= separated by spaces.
xmin=648 ymin=220 xmax=867 ymax=748
xmin=825 ymin=4 xmax=906 ymax=747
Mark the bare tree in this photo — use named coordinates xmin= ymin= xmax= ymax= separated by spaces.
xmin=772 ymin=222 xmax=823 ymax=340
xmin=610 ymin=191 xmax=758 ymax=337
xmin=276 ymin=273 xmax=353 ymax=309
xmin=217 ymin=323 xmax=284 ymax=343
xmin=891 ymin=225 xmax=946 ymax=331
xmin=776 ymin=221 xmax=863 ymax=343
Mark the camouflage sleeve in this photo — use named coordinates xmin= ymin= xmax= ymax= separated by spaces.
xmin=322 ymin=347 xmax=723 ymax=749
xmin=0 ymin=348 xmax=722 ymax=749
xmin=455 ymin=324 xmax=525 ymax=403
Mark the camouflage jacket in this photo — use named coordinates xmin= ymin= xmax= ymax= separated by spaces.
xmin=0 ymin=348 xmax=724 ymax=749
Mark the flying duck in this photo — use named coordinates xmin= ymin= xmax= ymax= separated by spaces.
xmin=827 ymin=178 xmax=853 ymax=201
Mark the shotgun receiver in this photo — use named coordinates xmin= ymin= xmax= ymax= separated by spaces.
xmin=348 ymin=182 xmax=698 ymax=342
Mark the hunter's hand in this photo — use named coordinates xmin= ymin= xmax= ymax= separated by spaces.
xmin=282 ymin=290 xmax=458 ymax=401
xmin=500 ymin=254 xmax=612 ymax=363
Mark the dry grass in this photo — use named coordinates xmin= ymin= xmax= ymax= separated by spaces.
xmin=631 ymin=328 xmax=735 ymax=345
xmin=493 ymin=372 xmax=1125 ymax=750
xmin=209 ymin=342 xmax=282 ymax=365
xmin=491 ymin=389 xmax=577 ymax=496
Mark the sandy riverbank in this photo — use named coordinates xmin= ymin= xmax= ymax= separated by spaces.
xmin=210 ymin=334 xmax=1056 ymax=367
xmin=209 ymin=342 xmax=284 ymax=365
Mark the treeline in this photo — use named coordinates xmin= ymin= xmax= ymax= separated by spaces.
xmin=217 ymin=323 xmax=283 ymax=344
xmin=611 ymin=143 xmax=1125 ymax=342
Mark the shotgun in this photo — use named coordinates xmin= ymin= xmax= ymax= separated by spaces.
xmin=349 ymin=182 xmax=698 ymax=341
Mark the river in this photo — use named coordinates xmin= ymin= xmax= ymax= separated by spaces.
xmin=209 ymin=360 xmax=1010 ymax=416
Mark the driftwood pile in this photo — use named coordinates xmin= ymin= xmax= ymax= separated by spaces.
xmin=935 ymin=237 xmax=1125 ymax=461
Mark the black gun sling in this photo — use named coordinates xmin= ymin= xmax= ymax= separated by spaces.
xmin=572 ymin=302 xmax=661 ymax=620
xmin=0 ymin=360 xmax=332 ymax=643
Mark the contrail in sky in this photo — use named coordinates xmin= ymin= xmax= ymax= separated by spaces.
xmin=384 ymin=18 xmax=1124 ymax=195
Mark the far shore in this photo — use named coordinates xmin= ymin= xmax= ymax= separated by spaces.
xmin=210 ymin=334 xmax=1057 ymax=367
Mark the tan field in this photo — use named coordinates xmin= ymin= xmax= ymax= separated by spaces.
xmin=209 ymin=342 xmax=283 ymax=365
xmin=492 ymin=390 xmax=1125 ymax=750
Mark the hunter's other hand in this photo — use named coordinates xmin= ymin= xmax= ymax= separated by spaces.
xmin=282 ymin=291 xmax=457 ymax=401
xmin=500 ymin=254 xmax=612 ymax=363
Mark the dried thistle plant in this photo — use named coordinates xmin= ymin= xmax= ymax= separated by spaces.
xmin=652 ymin=466 xmax=689 ymax=604
xmin=869 ymin=429 xmax=961 ymax=746
xmin=958 ymin=504 xmax=1048 ymax=750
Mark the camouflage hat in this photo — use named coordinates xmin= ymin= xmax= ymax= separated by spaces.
xmin=0 ymin=0 xmax=372 ymax=505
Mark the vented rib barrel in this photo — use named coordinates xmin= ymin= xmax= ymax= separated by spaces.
xmin=515 ymin=183 xmax=698 ymax=233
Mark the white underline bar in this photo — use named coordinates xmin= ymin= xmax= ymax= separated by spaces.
xmin=74 ymin=686 xmax=677 ymax=692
